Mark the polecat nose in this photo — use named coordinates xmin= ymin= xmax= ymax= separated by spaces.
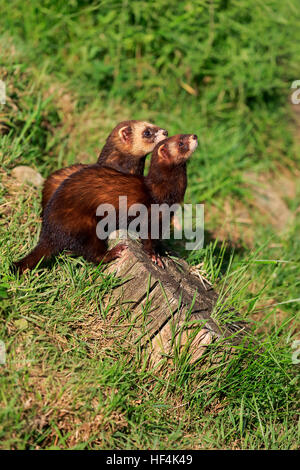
xmin=163 ymin=130 xmax=168 ymax=136
xmin=192 ymin=134 xmax=197 ymax=140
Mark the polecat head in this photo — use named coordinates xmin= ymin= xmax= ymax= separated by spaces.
xmin=109 ymin=120 xmax=168 ymax=158
xmin=154 ymin=134 xmax=198 ymax=167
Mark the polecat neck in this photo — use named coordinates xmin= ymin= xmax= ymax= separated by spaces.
xmin=98 ymin=145 xmax=145 ymax=175
xmin=145 ymin=162 xmax=187 ymax=206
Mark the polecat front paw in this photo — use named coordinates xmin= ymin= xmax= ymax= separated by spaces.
xmin=113 ymin=243 xmax=128 ymax=259
xmin=150 ymin=253 xmax=164 ymax=268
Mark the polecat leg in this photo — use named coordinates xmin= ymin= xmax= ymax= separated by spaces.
xmin=76 ymin=234 xmax=128 ymax=266
xmin=13 ymin=238 xmax=56 ymax=274
xmin=86 ymin=242 xmax=128 ymax=265
xmin=102 ymin=243 xmax=128 ymax=263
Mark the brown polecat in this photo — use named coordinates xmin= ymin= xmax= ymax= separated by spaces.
xmin=14 ymin=134 xmax=198 ymax=273
xmin=41 ymin=120 xmax=168 ymax=211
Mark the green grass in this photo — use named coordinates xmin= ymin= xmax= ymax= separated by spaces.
xmin=0 ymin=0 xmax=299 ymax=449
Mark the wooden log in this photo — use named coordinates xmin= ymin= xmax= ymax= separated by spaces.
xmin=104 ymin=232 xmax=248 ymax=365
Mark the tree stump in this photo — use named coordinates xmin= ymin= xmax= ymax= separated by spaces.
xmin=104 ymin=232 xmax=248 ymax=366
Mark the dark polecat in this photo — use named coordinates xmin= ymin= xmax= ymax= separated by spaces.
xmin=41 ymin=120 xmax=168 ymax=211
xmin=14 ymin=134 xmax=198 ymax=273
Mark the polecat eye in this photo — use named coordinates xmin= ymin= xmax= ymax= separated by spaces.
xmin=143 ymin=129 xmax=152 ymax=138
xmin=179 ymin=141 xmax=184 ymax=148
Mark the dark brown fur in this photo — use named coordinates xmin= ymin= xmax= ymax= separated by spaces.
xmin=14 ymin=135 xmax=197 ymax=273
xmin=41 ymin=120 xmax=167 ymax=211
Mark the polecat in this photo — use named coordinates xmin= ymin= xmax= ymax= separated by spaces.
xmin=14 ymin=134 xmax=198 ymax=273
xmin=41 ymin=120 xmax=168 ymax=211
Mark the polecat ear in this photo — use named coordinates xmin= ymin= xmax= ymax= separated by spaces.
xmin=118 ymin=126 xmax=132 ymax=142
xmin=158 ymin=143 xmax=168 ymax=159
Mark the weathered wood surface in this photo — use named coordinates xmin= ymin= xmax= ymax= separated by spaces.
xmin=104 ymin=232 xmax=248 ymax=366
